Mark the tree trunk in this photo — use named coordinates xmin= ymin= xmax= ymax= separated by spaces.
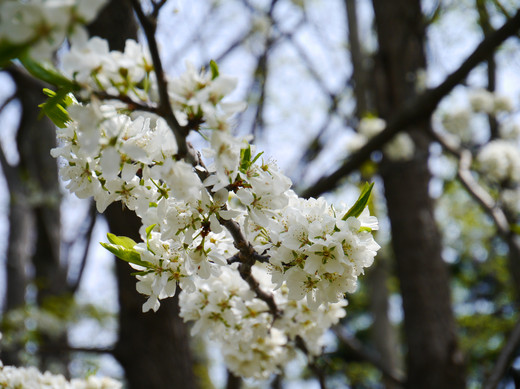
xmin=371 ymin=0 xmax=466 ymax=388
xmin=345 ymin=2 xmax=401 ymax=385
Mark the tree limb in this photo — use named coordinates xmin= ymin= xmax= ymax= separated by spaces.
xmin=333 ymin=326 xmax=405 ymax=387
xmin=430 ymin=129 xmax=510 ymax=235
xmin=129 ymin=0 xmax=192 ymax=161
xmin=482 ymin=318 xmax=520 ymax=389
xmin=300 ymin=7 xmax=520 ymax=199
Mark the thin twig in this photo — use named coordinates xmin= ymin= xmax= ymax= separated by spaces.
xmin=92 ymin=91 xmax=159 ymax=114
xmin=482 ymin=317 xmax=520 ymax=389
xmin=39 ymin=344 xmax=115 ymax=355
xmin=333 ymin=326 xmax=405 ymax=386
xmin=300 ymin=7 xmax=520 ymax=198
xmin=0 ymin=91 xmax=17 ymax=114
xmin=431 ymin=129 xmax=510 ymax=235
xmin=295 ymin=336 xmax=328 ymax=389
xmin=129 ymin=0 xmax=192 ymax=161
xmin=151 ymin=0 xmax=168 ymax=20
xmin=68 ymin=202 xmax=98 ymax=295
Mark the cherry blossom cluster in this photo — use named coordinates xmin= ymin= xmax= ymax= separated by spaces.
xmin=0 ymin=0 xmax=107 ymax=60
xmin=440 ymin=88 xmax=515 ymax=144
xmin=0 ymin=330 xmax=119 ymax=389
xmin=437 ymin=88 xmax=520 ymax=216
xmin=48 ymin=34 xmax=380 ymax=379
xmin=0 ymin=362 xmax=121 ymax=389
xmin=347 ymin=117 xmax=415 ymax=161
xmin=246 ymin=193 xmax=379 ymax=309
xmin=179 ymin=264 xmax=347 ymax=379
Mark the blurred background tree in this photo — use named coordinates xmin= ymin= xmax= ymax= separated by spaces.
xmin=1 ymin=0 xmax=520 ymax=388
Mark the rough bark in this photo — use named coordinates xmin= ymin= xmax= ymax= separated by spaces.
xmin=89 ymin=2 xmax=199 ymax=388
xmin=345 ymin=0 xmax=369 ymax=117
xmin=371 ymin=1 xmax=466 ymax=388
xmin=345 ymin=2 xmax=401 ymax=384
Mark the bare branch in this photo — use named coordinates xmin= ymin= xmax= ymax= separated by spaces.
xmin=0 ymin=91 xmax=17 ymax=114
xmin=67 ymin=202 xmax=98 ymax=295
xmin=431 ymin=129 xmax=510 ymax=235
xmin=482 ymin=318 xmax=520 ymax=389
xmin=300 ymin=7 xmax=520 ymax=198
xmin=39 ymin=344 xmax=115 ymax=355
xmin=295 ymin=336 xmax=328 ymax=389
xmin=151 ymin=0 xmax=168 ymax=20
xmin=92 ymin=91 xmax=159 ymax=114
xmin=333 ymin=326 xmax=405 ymax=387
xmin=129 ymin=0 xmax=192 ymax=161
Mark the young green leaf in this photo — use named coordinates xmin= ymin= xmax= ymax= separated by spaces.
xmin=145 ymin=224 xmax=156 ymax=240
xmin=38 ymin=88 xmax=73 ymax=128
xmin=106 ymin=233 xmax=138 ymax=250
xmin=20 ymin=54 xmax=77 ymax=89
xmin=342 ymin=182 xmax=374 ymax=220
xmin=0 ymin=42 xmax=30 ymax=68
xmin=209 ymin=60 xmax=219 ymax=80
xmin=100 ymin=242 xmax=149 ymax=268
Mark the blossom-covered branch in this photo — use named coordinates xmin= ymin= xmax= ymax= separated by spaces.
xmin=0 ymin=0 xmax=381 ymax=381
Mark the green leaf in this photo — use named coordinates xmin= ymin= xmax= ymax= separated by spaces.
xmin=251 ymin=151 xmax=264 ymax=165
xmin=342 ymin=182 xmax=374 ymax=220
xmin=38 ymin=88 xmax=74 ymax=128
xmin=0 ymin=41 xmax=30 ymax=68
xmin=131 ymin=270 xmax=153 ymax=276
xmin=145 ymin=224 xmax=156 ymax=254
xmin=209 ymin=60 xmax=219 ymax=80
xmin=20 ymin=54 xmax=76 ymax=88
xmin=100 ymin=242 xmax=150 ymax=268
xmin=239 ymin=145 xmax=263 ymax=173
xmin=146 ymin=224 xmax=156 ymax=240
xmin=106 ymin=233 xmax=138 ymax=249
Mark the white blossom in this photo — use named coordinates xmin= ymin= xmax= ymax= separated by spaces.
xmin=0 ymin=363 xmax=122 ymax=389
xmin=469 ymin=88 xmax=495 ymax=113
xmin=477 ymin=140 xmax=520 ymax=183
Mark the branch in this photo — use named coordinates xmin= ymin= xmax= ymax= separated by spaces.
xmin=431 ymin=129 xmax=510 ymax=235
xmin=295 ymin=336 xmax=328 ymax=389
xmin=129 ymin=0 xmax=192 ymax=161
xmin=482 ymin=317 xmax=520 ymax=389
xmin=39 ymin=344 xmax=115 ymax=355
xmin=333 ymin=326 xmax=405 ymax=387
xmin=151 ymin=0 xmax=168 ymax=20
xmin=68 ymin=202 xmax=97 ymax=295
xmin=300 ymin=7 xmax=520 ymax=199
xmin=220 ymin=217 xmax=281 ymax=318
xmin=193 ymin=152 xmax=282 ymax=319
xmin=92 ymin=90 xmax=159 ymax=114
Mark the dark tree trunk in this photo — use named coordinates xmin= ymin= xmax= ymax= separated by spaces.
xmin=371 ymin=1 xmax=466 ymax=388
xmin=89 ymin=2 xmax=199 ymax=388
xmin=344 ymin=1 xmax=401 ymax=385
